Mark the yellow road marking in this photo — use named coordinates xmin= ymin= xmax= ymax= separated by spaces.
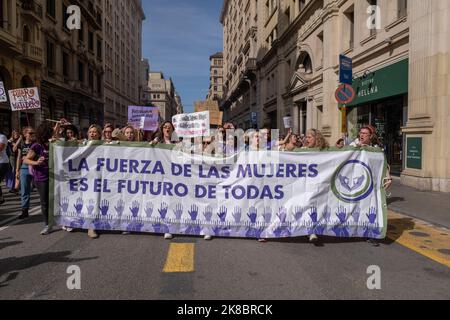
xmin=387 ymin=210 xmax=450 ymax=268
xmin=163 ymin=243 xmax=195 ymax=273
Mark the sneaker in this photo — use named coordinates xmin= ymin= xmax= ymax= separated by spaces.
xmin=309 ymin=234 xmax=319 ymax=243
xmin=164 ymin=233 xmax=173 ymax=240
xmin=18 ymin=208 xmax=29 ymax=220
xmin=204 ymin=235 xmax=212 ymax=241
xmin=122 ymin=231 xmax=131 ymax=235
xmin=65 ymin=227 xmax=74 ymax=232
xmin=40 ymin=226 xmax=52 ymax=235
xmin=88 ymin=229 xmax=99 ymax=239
xmin=258 ymin=239 xmax=268 ymax=243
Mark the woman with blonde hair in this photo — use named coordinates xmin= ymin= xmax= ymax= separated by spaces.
xmin=304 ymin=129 xmax=329 ymax=150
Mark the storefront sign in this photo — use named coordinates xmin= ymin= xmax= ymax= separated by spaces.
xmin=406 ymin=137 xmax=422 ymax=170
xmin=347 ymin=59 xmax=408 ymax=107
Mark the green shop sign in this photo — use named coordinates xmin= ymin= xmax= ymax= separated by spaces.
xmin=347 ymin=59 xmax=409 ymax=106
xmin=406 ymin=137 xmax=422 ymax=170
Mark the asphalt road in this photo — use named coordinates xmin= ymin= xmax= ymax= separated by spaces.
xmin=0 ymin=190 xmax=449 ymax=300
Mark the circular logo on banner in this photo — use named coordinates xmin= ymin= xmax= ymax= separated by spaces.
xmin=332 ymin=160 xmax=374 ymax=203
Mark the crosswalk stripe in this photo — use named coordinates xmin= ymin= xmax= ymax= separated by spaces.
xmin=388 ymin=210 xmax=450 ymax=268
xmin=163 ymin=243 xmax=195 ymax=273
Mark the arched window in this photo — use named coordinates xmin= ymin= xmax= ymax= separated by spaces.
xmin=23 ymin=25 xmax=31 ymax=43
xmin=297 ymin=52 xmax=313 ymax=75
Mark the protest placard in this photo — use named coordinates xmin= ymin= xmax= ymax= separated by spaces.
xmin=8 ymin=87 xmax=41 ymax=111
xmin=0 ymin=81 xmax=7 ymax=102
xmin=128 ymin=106 xmax=159 ymax=131
xmin=172 ymin=111 xmax=210 ymax=138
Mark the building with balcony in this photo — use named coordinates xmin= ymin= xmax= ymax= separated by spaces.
xmin=220 ymin=0 xmax=259 ymax=130
xmin=206 ymin=52 xmax=224 ymax=102
xmin=220 ymin=0 xmax=450 ymax=192
xmin=0 ymin=0 xmax=44 ymax=133
xmin=40 ymin=0 xmax=104 ymax=136
xmin=142 ymin=71 xmax=178 ymax=122
xmin=103 ymin=0 xmax=145 ymax=127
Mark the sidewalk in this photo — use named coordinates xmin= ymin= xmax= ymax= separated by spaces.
xmin=388 ymin=179 xmax=450 ymax=229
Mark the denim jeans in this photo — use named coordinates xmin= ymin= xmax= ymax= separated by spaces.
xmin=20 ymin=166 xmax=33 ymax=209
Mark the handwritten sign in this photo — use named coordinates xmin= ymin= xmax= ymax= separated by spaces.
xmin=172 ymin=111 xmax=210 ymax=138
xmin=128 ymin=106 xmax=159 ymax=131
xmin=0 ymin=81 xmax=7 ymax=103
xmin=8 ymin=87 xmax=41 ymax=111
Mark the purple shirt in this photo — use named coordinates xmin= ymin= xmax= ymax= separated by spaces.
xmin=30 ymin=143 xmax=49 ymax=182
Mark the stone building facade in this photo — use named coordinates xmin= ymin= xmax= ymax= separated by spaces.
xmin=220 ymin=0 xmax=450 ymax=192
xmin=206 ymin=52 xmax=224 ymax=102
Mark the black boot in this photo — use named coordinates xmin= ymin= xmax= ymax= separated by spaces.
xmin=18 ymin=208 xmax=29 ymax=220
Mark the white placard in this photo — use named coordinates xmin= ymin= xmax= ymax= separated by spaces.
xmin=8 ymin=87 xmax=41 ymax=111
xmin=172 ymin=111 xmax=210 ymax=138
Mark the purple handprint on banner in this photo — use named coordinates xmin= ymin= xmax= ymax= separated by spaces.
xmin=126 ymin=221 xmax=144 ymax=232
xmin=352 ymin=206 xmax=361 ymax=223
xmin=173 ymin=204 xmax=183 ymax=220
xmin=60 ymin=197 xmax=69 ymax=214
xmin=74 ymin=198 xmax=83 ymax=215
xmin=274 ymin=226 xmax=291 ymax=238
xmin=322 ymin=206 xmax=332 ymax=223
xmin=294 ymin=206 xmax=304 ymax=222
xmin=94 ymin=219 xmax=112 ymax=231
xmin=277 ymin=207 xmax=287 ymax=223
xmin=87 ymin=200 xmax=95 ymax=216
xmin=332 ymin=226 xmax=350 ymax=237
xmin=203 ymin=206 xmax=213 ymax=222
xmin=232 ymin=207 xmax=242 ymax=223
xmin=186 ymin=225 xmax=201 ymax=235
xmin=213 ymin=226 xmax=231 ymax=237
xmin=217 ymin=206 xmax=227 ymax=222
xmin=99 ymin=200 xmax=109 ymax=216
xmin=115 ymin=199 xmax=125 ymax=217
xmin=188 ymin=204 xmax=199 ymax=221
xmin=70 ymin=218 xmax=85 ymax=229
xmin=263 ymin=207 xmax=272 ymax=224
xmin=144 ymin=202 xmax=153 ymax=218
xmin=152 ymin=223 xmax=169 ymax=234
xmin=246 ymin=227 xmax=263 ymax=238
xmin=129 ymin=201 xmax=140 ymax=218
xmin=309 ymin=206 xmax=318 ymax=223
xmin=248 ymin=206 xmax=258 ymax=224
xmin=314 ymin=224 xmax=326 ymax=235
xmin=366 ymin=207 xmax=378 ymax=224
xmin=364 ymin=227 xmax=382 ymax=238
xmin=158 ymin=203 xmax=169 ymax=219
xmin=336 ymin=206 xmax=348 ymax=224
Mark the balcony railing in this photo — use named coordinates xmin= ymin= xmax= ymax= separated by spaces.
xmin=22 ymin=42 xmax=43 ymax=64
xmin=21 ymin=0 xmax=43 ymax=20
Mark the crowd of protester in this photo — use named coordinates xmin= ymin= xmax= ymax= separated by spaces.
xmin=0 ymin=118 xmax=391 ymax=244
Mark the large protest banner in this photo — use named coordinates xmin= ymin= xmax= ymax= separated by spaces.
xmin=128 ymin=106 xmax=159 ymax=131
xmin=50 ymin=142 xmax=388 ymax=239
xmin=0 ymin=81 xmax=7 ymax=102
xmin=8 ymin=87 xmax=41 ymax=111
xmin=173 ymin=111 xmax=210 ymax=138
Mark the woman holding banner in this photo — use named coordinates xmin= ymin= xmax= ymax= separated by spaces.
xmin=303 ymin=129 xmax=329 ymax=243
xmin=152 ymin=121 xmax=177 ymax=240
xmin=23 ymin=123 xmax=54 ymax=235
xmin=16 ymin=127 xmax=36 ymax=220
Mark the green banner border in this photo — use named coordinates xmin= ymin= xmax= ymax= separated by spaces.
xmin=49 ymin=141 xmax=389 ymax=238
